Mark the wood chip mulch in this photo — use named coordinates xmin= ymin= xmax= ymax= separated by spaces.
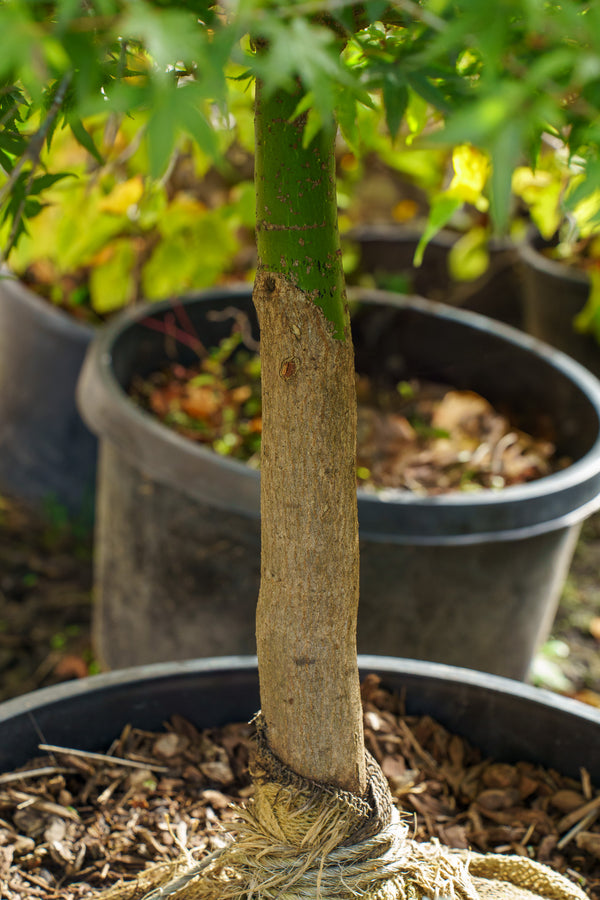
xmin=1 ymin=675 xmax=599 ymax=899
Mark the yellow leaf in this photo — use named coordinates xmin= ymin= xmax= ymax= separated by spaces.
xmin=98 ymin=176 xmax=145 ymax=215
xmin=447 ymin=144 xmax=490 ymax=206
xmin=511 ymin=166 xmax=562 ymax=239
xmin=448 ymin=226 xmax=490 ymax=282
xmin=573 ymin=188 xmax=600 ymax=238
xmin=574 ymin=268 xmax=600 ymax=336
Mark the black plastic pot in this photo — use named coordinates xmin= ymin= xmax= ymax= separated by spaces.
xmin=1 ymin=656 xmax=600 ymax=783
xmin=348 ymin=225 xmax=523 ymax=329
xmin=78 ymin=287 xmax=600 ymax=679
xmin=518 ymin=237 xmax=600 ymax=379
xmin=0 ymin=273 xmax=97 ymax=516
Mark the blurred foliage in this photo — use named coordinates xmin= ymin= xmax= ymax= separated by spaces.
xmin=512 ymin=139 xmax=600 ymax=342
xmin=3 ymin=72 xmax=257 ymax=321
xmin=2 ymin=0 xmax=600 ymax=310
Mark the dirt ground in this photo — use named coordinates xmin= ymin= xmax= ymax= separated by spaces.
xmin=0 ymin=493 xmax=599 ymax=706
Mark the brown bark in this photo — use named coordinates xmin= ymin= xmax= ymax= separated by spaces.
xmin=253 ymin=270 xmax=366 ymax=796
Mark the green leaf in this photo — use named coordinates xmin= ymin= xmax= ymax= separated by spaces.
xmin=405 ymin=88 xmax=429 ymax=139
xmin=118 ymin=1 xmax=207 ymax=71
xmin=334 ymin=90 xmax=359 ymax=154
xmin=382 ymin=77 xmax=408 ymax=141
xmin=361 ymin=1 xmax=390 ymax=23
xmin=436 ymin=83 xmax=525 ymax=148
xmin=489 ymin=119 xmax=524 ymax=234
xmin=565 ymin=159 xmax=600 ymax=212
xmin=0 ymin=133 xmax=28 ymax=157
xmin=146 ymin=82 xmax=218 ymax=178
xmin=30 ymin=172 xmax=74 ymax=194
xmin=252 ymin=16 xmax=358 ymax=124
xmin=146 ymin=109 xmax=176 ymax=180
xmin=414 ymin=195 xmax=462 ymax=267
xmin=301 ymin=107 xmax=325 ymax=150
xmin=574 ymin=269 xmax=600 ymax=340
xmin=405 ymin=71 xmax=452 ymax=114
xmin=0 ymin=148 xmax=14 ymax=172
xmin=68 ymin=116 xmax=104 ymax=164
xmin=175 ymin=85 xmax=219 ymax=159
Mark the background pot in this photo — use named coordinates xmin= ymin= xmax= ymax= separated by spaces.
xmin=0 ymin=274 xmax=97 ymax=517
xmin=77 ymin=287 xmax=600 ymax=679
xmin=519 ymin=237 xmax=600 ymax=378
xmin=1 ymin=656 xmax=599 ymax=782
xmin=348 ymin=225 xmax=523 ymax=329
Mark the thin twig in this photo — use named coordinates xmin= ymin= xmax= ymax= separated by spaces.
xmin=0 ymin=765 xmax=78 ymax=786
xmin=38 ymin=743 xmax=170 ymax=773
xmin=141 ymin=315 xmax=206 ymax=356
xmin=557 ymin=794 xmax=600 ymax=833
xmin=173 ymin=300 xmax=202 ymax=343
xmin=557 ymin=810 xmax=600 ymax=850
xmin=6 ymin=789 xmax=81 ymax=822
xmin=207 ymin=306 xmax=260 ymax=351
xmin=0 ymin=70 xmax=72 ymax=209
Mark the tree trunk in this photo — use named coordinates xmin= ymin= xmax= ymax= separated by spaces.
xmin=253 ymin=83 xmax=366 ymax=796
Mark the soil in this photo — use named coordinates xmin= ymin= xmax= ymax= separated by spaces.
xmin=130 ymin=347 xmax=565 ymax=495
xmin=1 ymin=675 xmax=599 ymax=899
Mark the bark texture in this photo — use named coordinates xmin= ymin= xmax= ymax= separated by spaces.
xmin=253 ymin=270 xmax=365 ymax=795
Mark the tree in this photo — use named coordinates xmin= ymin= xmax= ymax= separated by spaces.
xmin=2 ymin=2 xmax=600 ymax=898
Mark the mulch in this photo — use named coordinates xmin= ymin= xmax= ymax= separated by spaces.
xmin=1 ymin=675 xmax=598 ymax=899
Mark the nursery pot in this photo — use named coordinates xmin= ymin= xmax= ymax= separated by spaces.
xmin=1 ymin=656 xmax=600 ymax=782
xmin=77 ymin=286 xmax=600 ymax=679
xmin=348 ymin=225 xmax=523 ymax=329
xmin=0 ymin=273 xmax=97 ymax=516
xmin=519 ymin=237 xmax=600 ymax=379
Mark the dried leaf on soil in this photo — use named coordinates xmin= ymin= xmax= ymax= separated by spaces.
xmin=129 ymin=334 xmax=567 ymax=495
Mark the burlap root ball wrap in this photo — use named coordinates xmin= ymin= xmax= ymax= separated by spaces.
xmin=98 ymin=714 xmax=590 ymax=900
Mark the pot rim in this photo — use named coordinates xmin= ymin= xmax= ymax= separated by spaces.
xmin=0 ymin=268 xmax=95 ymax=341
xmin=1 ymin=654 xmax=599 ymax=728
xmin=77 ymin=286 xmax=600 ymax=543
xmin=346 ymin=223 xmax=517 ymax=254
xmin=518 ymin=236 xmax=590 ymax=286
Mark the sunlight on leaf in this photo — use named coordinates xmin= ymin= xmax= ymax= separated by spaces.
xmin=574 ymin=268 xmax=600 ymax=340
xmin=448 ymin=226 xmax=490 ymax=282
xmin=512 ymin=166 xmax=562 ymax=240
xmin=446 ymin=144 xmax=489 ymax=208
xmin=98 ymin=176 xmax=145 ymax=215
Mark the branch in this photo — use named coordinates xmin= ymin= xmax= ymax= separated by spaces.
xmin=0 ymin=70 xmax=73 ymax=229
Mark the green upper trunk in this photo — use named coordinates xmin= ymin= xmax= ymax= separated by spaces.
xmin=255 ymin=84 xmax=348 ymax=340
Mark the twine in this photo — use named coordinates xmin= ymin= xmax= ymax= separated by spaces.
xmin=97 ymin=715 xmax=590 ymax=900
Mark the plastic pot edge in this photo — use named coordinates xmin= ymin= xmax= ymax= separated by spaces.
xmin=77 ymin=286 xmax=600 ymax=542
